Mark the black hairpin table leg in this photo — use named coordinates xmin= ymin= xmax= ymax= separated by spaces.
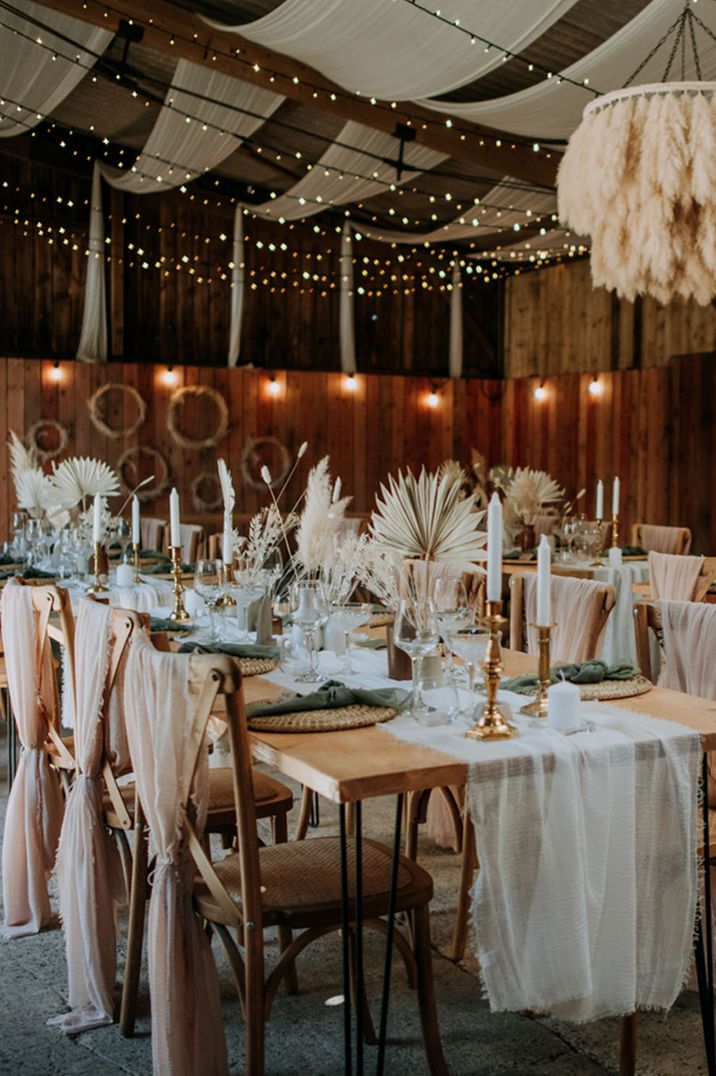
xmin=339 ymin=804 xmax=353 ymax=1076
xmin=376 ymin=793 xmax=404 ymax=1076
xmin=695 ymin=751 xmax=715 ymax=1076
xmin=354 ymin=800 xmax=364 ymax=1075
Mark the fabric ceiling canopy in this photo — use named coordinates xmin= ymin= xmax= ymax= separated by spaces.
xmin=0 ymin=0 xmax=112 ymax=137
xmin=209 ymin=0 xmax=579 ymax=101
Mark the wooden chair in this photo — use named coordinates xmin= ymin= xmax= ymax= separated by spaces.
xmin=630 ymin=522 xmax=692 ymax=555
xmin=510 ymin=571 xmax=616 ymax=662
xmin=170 ymin=522 xmax=206 ymax=562
xmin=139 ymin=516 xmax=166 ymax=552
xmin=633 ymin=600 xmax=662 ymax=683
xmin=185 ymin=652 xmax=447 ymax=1076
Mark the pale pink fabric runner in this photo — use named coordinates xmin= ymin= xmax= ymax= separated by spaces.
xmin=50 ymin=599 xmax=122 ymax=1033
xmin=658 ymin=600 xmax=716 ymax=698
xmin=522 ymin=574 xmax=613 ymax=662
xmin=123 ymin=634 xmax=229 ymax=1076
xmin=1 ymin=579 xmax=64 ymax=937
xmin=179 ymin=523 xmax=206 ymax=562
xmin=648 ymin=552 xmax=703 ymax=601
xmin=639 ymin=525 xmax=691 ymax=555
xmin=141 ymin=516 xmax=165 ymax=551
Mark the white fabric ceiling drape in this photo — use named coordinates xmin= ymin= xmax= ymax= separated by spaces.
xmin=448 ymin=261 xmax=463 ymax=378
xmin=210 ymin=0 xmax=579 ymax=101
xmin=0 ymin=1 xmax=112 ymax=137
xmin=76 ymin=59 xmax=283 ymax=361
xmin=418 ymin=0 xmax=716 ymax=139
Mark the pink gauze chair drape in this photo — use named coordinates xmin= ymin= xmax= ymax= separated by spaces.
xmin=123 ymin=634 xmax=229 ymax=1076
xmin=522 ymin=573 xmax=613 ymax=662
xmin=49 ymin=600 xmax=122 ymax=1033
xmin=648 ymin=551 xmax=704 ymax=601
xmin=639 ymin=524 xmax=692 ymax=554
xmin=1 ymin=579 xmax=64 ymax=936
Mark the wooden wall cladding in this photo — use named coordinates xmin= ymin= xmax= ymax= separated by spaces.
xmin=1 ymin=354 xmax=713 ymax=553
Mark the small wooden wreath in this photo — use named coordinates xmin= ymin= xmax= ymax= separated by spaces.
xmin=190 ymin=471 xmax=224 ymax=512
xmin=167 ymin=385 xmax=229 ymax=449
xmin=241 ymin=436 xmax=291 ymax=491
xmin=26 ymin=419 xmax=69 ymax=462
xmin=88 ymin=382 xmax=147 ymax=440
xmin=118 ymin=446 xmax=170 ymax=502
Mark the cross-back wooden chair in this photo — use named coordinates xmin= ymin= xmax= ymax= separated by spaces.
xmin=179 ymin=651 xmax=447 ymax=1076
xmin=630 ymin=522 xmax=692 ymax=555
xmin=166 ymin=522 xmax=206 ymax=562
xmin=139 ymin=516 xmax=166 ymax=553
xmin=633 ymin=600 xmax=662 ymax=683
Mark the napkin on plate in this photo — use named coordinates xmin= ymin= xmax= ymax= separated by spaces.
xmin=246 ymin=679 xmax=409 ymax=717
xmin=178 ymin=641 xmax=280 ymax=660
xmin=140 ymin=560 xmax=194 ymax=575
xmin=0 ymin=566 xmax=56 ymax=581
xmin=502 ymin=660 xmax=639 ymax=694
xmin=149 ymin=616 xmax=192 ymax=634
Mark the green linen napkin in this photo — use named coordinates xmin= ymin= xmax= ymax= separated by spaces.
xmin=140 ymin=549 xmax=169 ymax=560
xmin=356 ymin=637 xmax=388 ymax=650
xmin=140 ymin=560 xmax=194 ymax=575
xmin=501 ymin=660 xmax=639 ymax=695
xmin=0 ymin=566 xmax=55 ymax=581
xmin=149 ymin=616 xmax=192 ymax=633
xmin=246 ymin=679 xmax=410 ymax=718
xmin=619 ymin=545 xmax=648 ymax=557
xmin=179 ymin=641 xmax=280 ymax=660
xmin=0 ymin=552 xmax=19 ymax=566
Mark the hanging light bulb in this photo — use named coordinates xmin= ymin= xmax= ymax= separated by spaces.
xmin=588 ymin=376 xmax=603 ymax=397
xmin=426 ymin=388 xmax=440 ymax=409
xmin=49 ymin=361 xmax=62 ymax=383
xmin=162 ymin=365 xmax=178 ymax=386
xmin=344 ymin=373 xmax=358 ymax=392
xmin=533 ymin=381 xmax=547 ymax=401
xmin=267 ymin=375 xmax=281 ymax=397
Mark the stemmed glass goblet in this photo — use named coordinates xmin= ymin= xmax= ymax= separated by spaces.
xmin=393 ymin=597 xmax=440 ymax=721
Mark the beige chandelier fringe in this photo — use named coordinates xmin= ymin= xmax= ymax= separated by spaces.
xmin=558 ymin=87 xmax=716 ymax=305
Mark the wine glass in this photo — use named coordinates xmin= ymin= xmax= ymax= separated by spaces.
xmin=291 ymin=581 xmax=329 ymax=683
xmin=232 ymin=566 xmax=266 ymax=642
xmin=448 ymin=626 xmax=490 ymax=712
xmin=329 ymin=601 xmax=372 ymax=673
xmin=432 ymin=577 xmax=474 ymax=682
xmin=115 ymin=517 xmax=131 ymax=563
xmin=262 ymin=547 xmax=283 ymax=592
xmin=393 ymin=597 xmax=440 ymax=720
xmin=194 ymin=559 xmax=225 ymax=644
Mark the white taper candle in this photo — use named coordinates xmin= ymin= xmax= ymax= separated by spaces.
xmin=536 ymin=535 xmax=551 ymax=626
xmin=92 ymin=494 xmax=102 ymax=543
xmin=222 ymin=520 xmax=233 ymax=565
xmin=169 ymin=488 xmax=181 ymax=548
xmin=612 ymin=476 xmax=620 ymax=517
xmin=486 ymin=492 xmax=502 ymax=602
xmin=131 ymin=495 xmax=140 ymax=545
xmin=595 ymin=479 xmax=604 ymax=521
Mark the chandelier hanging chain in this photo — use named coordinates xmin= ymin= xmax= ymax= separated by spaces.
xmin=624 ymin=4 xmax=715 ymax=88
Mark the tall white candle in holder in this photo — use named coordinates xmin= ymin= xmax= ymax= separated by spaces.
xmin=222 ymin=520 xmax=233 ymax=565
xmin=131 ymin=495 xmax=141 ymax=546
xmin=612 ymin=476 xmax=620 ymax=517
xmin=169 ymin=488 xmax=181 ymax=549
xmin=486 ymin=492 xmax=503 ymax=602
xmin=595 ymin=479 xmax=604 ymax=521
xmin=536 ymin=535 xmax=551 ymax=626
xmin=92 ymin=494 xmax=102 ymax=543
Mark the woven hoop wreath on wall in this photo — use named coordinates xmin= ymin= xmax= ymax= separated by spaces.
xmin=26 ymin=419 xmax=69 ymax=462
xmin=167 ymin=385 xmax=229 ymax=449
xmin=241 ymin=436 xmax=291 ymax=491
xmin=88 ymin=382 xmax=147 ymax=439
xmin=118 ymin=446 xmax=170 ymax=502
xmin=190 ymin=471 xmax=224 ymax=513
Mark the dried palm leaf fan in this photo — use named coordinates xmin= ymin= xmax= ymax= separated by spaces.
xmin=558 ymin=2 xmax=716 ymax=305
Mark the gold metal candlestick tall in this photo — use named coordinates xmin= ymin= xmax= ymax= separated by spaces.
xmin=611 ymin=514 xmax=620 ymax=548
xmin=591 ymin=519 xmax=603 ymax=566
xmin=466 ymin=599 xmax=516 ymax=741
xmin=87 ymin=541 xmax=108 ymax=594
xmin=132 ymin=542 xmax=141 ymax=584
xmin=520 ymin=624 xmax=555 ymax=718
xmin=218 ymin=559 xmax=235 ymax=609
xmin=169 ymin=545 xmax=191 ymax=622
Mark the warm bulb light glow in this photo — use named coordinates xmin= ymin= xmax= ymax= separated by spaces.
xmin=49 ymin=362 xmax=62 ymax=383
xmin=588 ymin=377 xmax=603 ymax=397
xmin=533 ymin=384 xmax=547 ymax=401
xmin=162 ymin=365 xmax=178 ymax=386
xmin=426 ymin=391 xmax=440 ymax=409
xmin=344 ymin=373 xmax=358 ymax=391
xmin=267 ymin=377 xmax=281 ymax=397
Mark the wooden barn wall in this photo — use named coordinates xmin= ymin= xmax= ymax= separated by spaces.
xmin=0 ymin=354 xmax=713 ymax=553
xmin=504 ymin=259 xmax=716 ymax=377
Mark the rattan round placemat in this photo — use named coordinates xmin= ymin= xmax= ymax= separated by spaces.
xmin=577 ymin=675 xmax=653 ymax=701
xmin=247 ymin=703 xmax=398 ymax=733
xmin=239 ymin=656 xmax=280 ymax=677
xmin=369 ymin=611 xmax=394 ymax=628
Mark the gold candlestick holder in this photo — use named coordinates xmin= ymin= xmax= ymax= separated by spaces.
xmin=466 ymin=599 xmax=517 ymax=741
xmin=520 ymin=623 xmax=555 ymax=718
xmin=132 ymin=542 xmax=142 ymax=584
xmin=169 ymin=545 xmax=192 ymax=622
xmin=611 ymin=513 xmax=620 ymax=548
xmin=217 ymin=559 xmax=235 ymax=609
xmin=87 ymin=541 xmax=108 ymax=594
xmin=591 ymin=519 xmax=603 ymax=566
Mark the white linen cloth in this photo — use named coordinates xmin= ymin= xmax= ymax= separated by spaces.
xmin=649 ymin=552 xmax=703 ymax=601
xmin=51 ymin=600 xmax=121 ymax=1033
xmin=592 ymin=562 xmax=650 ymax=666
xmin=658 ymin=600 xmax=716 ymax=696
xmin=1 ymin=579 xmax=64 ymax=936
xmin=123 ymin=634 xmax=229 ymax=1076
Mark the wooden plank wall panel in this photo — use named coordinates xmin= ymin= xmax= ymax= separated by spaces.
xmin=1 ymin=355 xmax=713 ymax=553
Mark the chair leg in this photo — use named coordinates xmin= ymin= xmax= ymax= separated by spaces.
xmin=115 ymin=828 xmax=133 ymax=901
xmin=619 ymin=1012 xmax=638 ymax=1076
xmin=243 ymin=922 xmax=266 ymax=1076
xmin=273 ymin=810 xmax=299 ymax=996
xmin=449 ymin=814 xmax=476 ymax=963
xmin=413 ymin=903 xmax=449 ymax=1076
xmin=120 ymin=809 xmax=149 ymax=1036
xmin=295 ymin=786 xmax=312 ymax=841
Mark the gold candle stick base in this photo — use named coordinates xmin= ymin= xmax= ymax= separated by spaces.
xmin=611 ymin=513 xmax=620 ymax=548
xmin=591 ymin=519 xmax=603 ymax=566
xmin=87 ymin=541 xmax=108 ymax=594
xmin=132 ymin=542 xmax=142 ymax=584
xmin=520 ymin=623 xmax=555 ymax=718
xmin=217 ymin=560 xmax=235 ymax=609
xmin=169 ymin=545 xmax=192 ymax=622
xmin=466 ymin=599 xmax=517 ymax=741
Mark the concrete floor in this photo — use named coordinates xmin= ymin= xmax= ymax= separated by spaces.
xmin=0 ymin=729 xmax=709 ymax=1075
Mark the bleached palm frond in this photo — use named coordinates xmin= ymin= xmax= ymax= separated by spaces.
xmin=8 ymin=430 xmax=38 ymax=484
xmin=370 ymin=467 xmax=487 ymax=569
xmin=505 ymin=467 xmax=564 ymax=526
xmin=49 ymin=456 xmax=120 ymax=509
xmin=217 ymin=458 xmax=235 ymax=521
xmin=437 ymin=459 xmax=467 ymax=487
xmin=15 ymin=468 xmax=54 ymax=515
xmin=295 ymin=457 xmax=351 ymax=572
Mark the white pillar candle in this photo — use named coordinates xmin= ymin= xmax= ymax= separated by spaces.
xmin=169 ymin=488 xmax=181 ymax=549
xmin=536 ymin=535 xmax=551 ymax=626
xmin=222 ymin=520 xmax=233 ymax=565
xmin=595 ymin=479 xmax=604 ymax=521
xmin=612 ymin=476 xmax=620 ymax=517
xmin=115 ymin=563 xmax=135 ymax=588
xmin=608 ymin=546 xmax=623 ymax=568
xmin=486 ymin=492 xmax=502 ymax=602
xmin=548 ymin=678 xmax=581 ymax=733
xmin=131 ymin=495 xmax=141 ymax=545
xmin=92 ymin=494 xmax=102 ymax=543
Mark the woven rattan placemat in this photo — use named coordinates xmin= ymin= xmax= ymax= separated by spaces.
xmin=238 ymin=656 xmax=280 ymax=677
xmin=577 ymin=675 xmax=653 ymax=701
xmin=247 ymin=702 xmax=398 ymax=733
xmin=368 ymin=611 xmax=394 ymax=628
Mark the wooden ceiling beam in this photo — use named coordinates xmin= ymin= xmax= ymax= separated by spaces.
xmin=37 ymin=0 xmax=558 ymax=189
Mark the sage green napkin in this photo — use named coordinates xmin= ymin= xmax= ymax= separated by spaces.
xmin=246 ymin=679 xmax=409 ymax=718
xmin=179 ymin=641 xmax=280 ymax=660
xmin=356 ymin=637 xmax=388 ymax=650
xmin=0 ymin=566 xmax=55 ymax=581
xmin=149 ymin=617 xmax=192 ymax=634
xmin=0 ymin=552 xmax=19 ymax=566
xmin=141 ymin=560 xmax=194 ymax=575
xmin=140 ymin=549 xmax=169 ymax=560
xmin=619 ymin=545 xmax=648 ymax=558
xmin=502 ymin=660 xmax=639 ymax=695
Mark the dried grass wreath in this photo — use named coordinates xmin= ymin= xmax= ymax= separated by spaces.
xmin=26 ymin=419 xmax=69 ymax=462
xmin=118 ymin=446 xmax=170 ymax=502
xmin=88 ymin=382 xmax=147 ymax=439
xmin=241 ymin=436 xmax=291 ymax=491
xmin=167 ymin=385 xmax=229 ymax=449
xmin=190 ymin=471 xmax=223 ymax=512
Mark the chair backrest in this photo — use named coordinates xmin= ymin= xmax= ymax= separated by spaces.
xmin=140 ymin=516 xmax=166 ymax=553
xmin=655 ymin=600 xmax=716 ymax=697
xmin=633 ymin=600 xmax=662 ymax=683
xmin=510 ymin=572 xmax=616 ymax=663
xmin=648 ymin=551 xmax=704 ymax=601
xmin=630 ymin=522 xmax=692 ymax=555
xmin=405 ymin=559 xmax=485 ymax=616
xmin=100 ymin=605 xmax=146 ymax=828
xmin=175 ymin=523 xmax=206 ymax=563
xmin=694 ymin=556 xmax=716 ymax=603
xmin=22 ymin=581 xmax=77 ymax=770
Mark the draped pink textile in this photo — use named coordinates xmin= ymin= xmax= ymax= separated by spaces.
xmin=1 ymin=580 xmax=64 ymax=936
xmin=522 ymin=574 xmax=613 ymax=662
xmin=123 ymin=634 xmax=229 ymax=1076
xmin=638 ymin=524 xmax=691 ymax=555
xmin=51 ymin=600 xmax=122 ymax=1033
xmin=648 ymin=552 xmax=703 ymax=601
xmin=658 ymin=600 xmax=716 ymax=701
xmin=141 ymin=516 xmax=166 ymax=551
xmin=179 ymin=523 xmax=206 ymax=562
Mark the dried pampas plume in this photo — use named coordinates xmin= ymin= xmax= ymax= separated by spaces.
xmin=558 ymin=88 xmax=716 ymax=305
xmin=295 ymin=457 xmax=351 ymax=572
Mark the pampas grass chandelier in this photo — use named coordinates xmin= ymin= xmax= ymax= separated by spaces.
xmin=558 ymin=2 xmax=716 ymax=305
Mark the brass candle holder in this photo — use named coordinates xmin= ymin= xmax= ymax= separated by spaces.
xmin=169 ymin=545 xmax=192 ymax=622
xmin=466 ymin=599 xmax=516 ymax=741
xmin=132 ymin=542 xmax=142 ymax=584
xmin=217 ymin=558 xmax=235 ymax=609
xmin=611 ymin=513 xmax=620 ymax=548
xmin=87 ymin=541 xmax=108 ymax=594
xmin=520 ymin=623 xmax=555 ymax=718
xmin=591 ymin=519 xmax=603 ymax=566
